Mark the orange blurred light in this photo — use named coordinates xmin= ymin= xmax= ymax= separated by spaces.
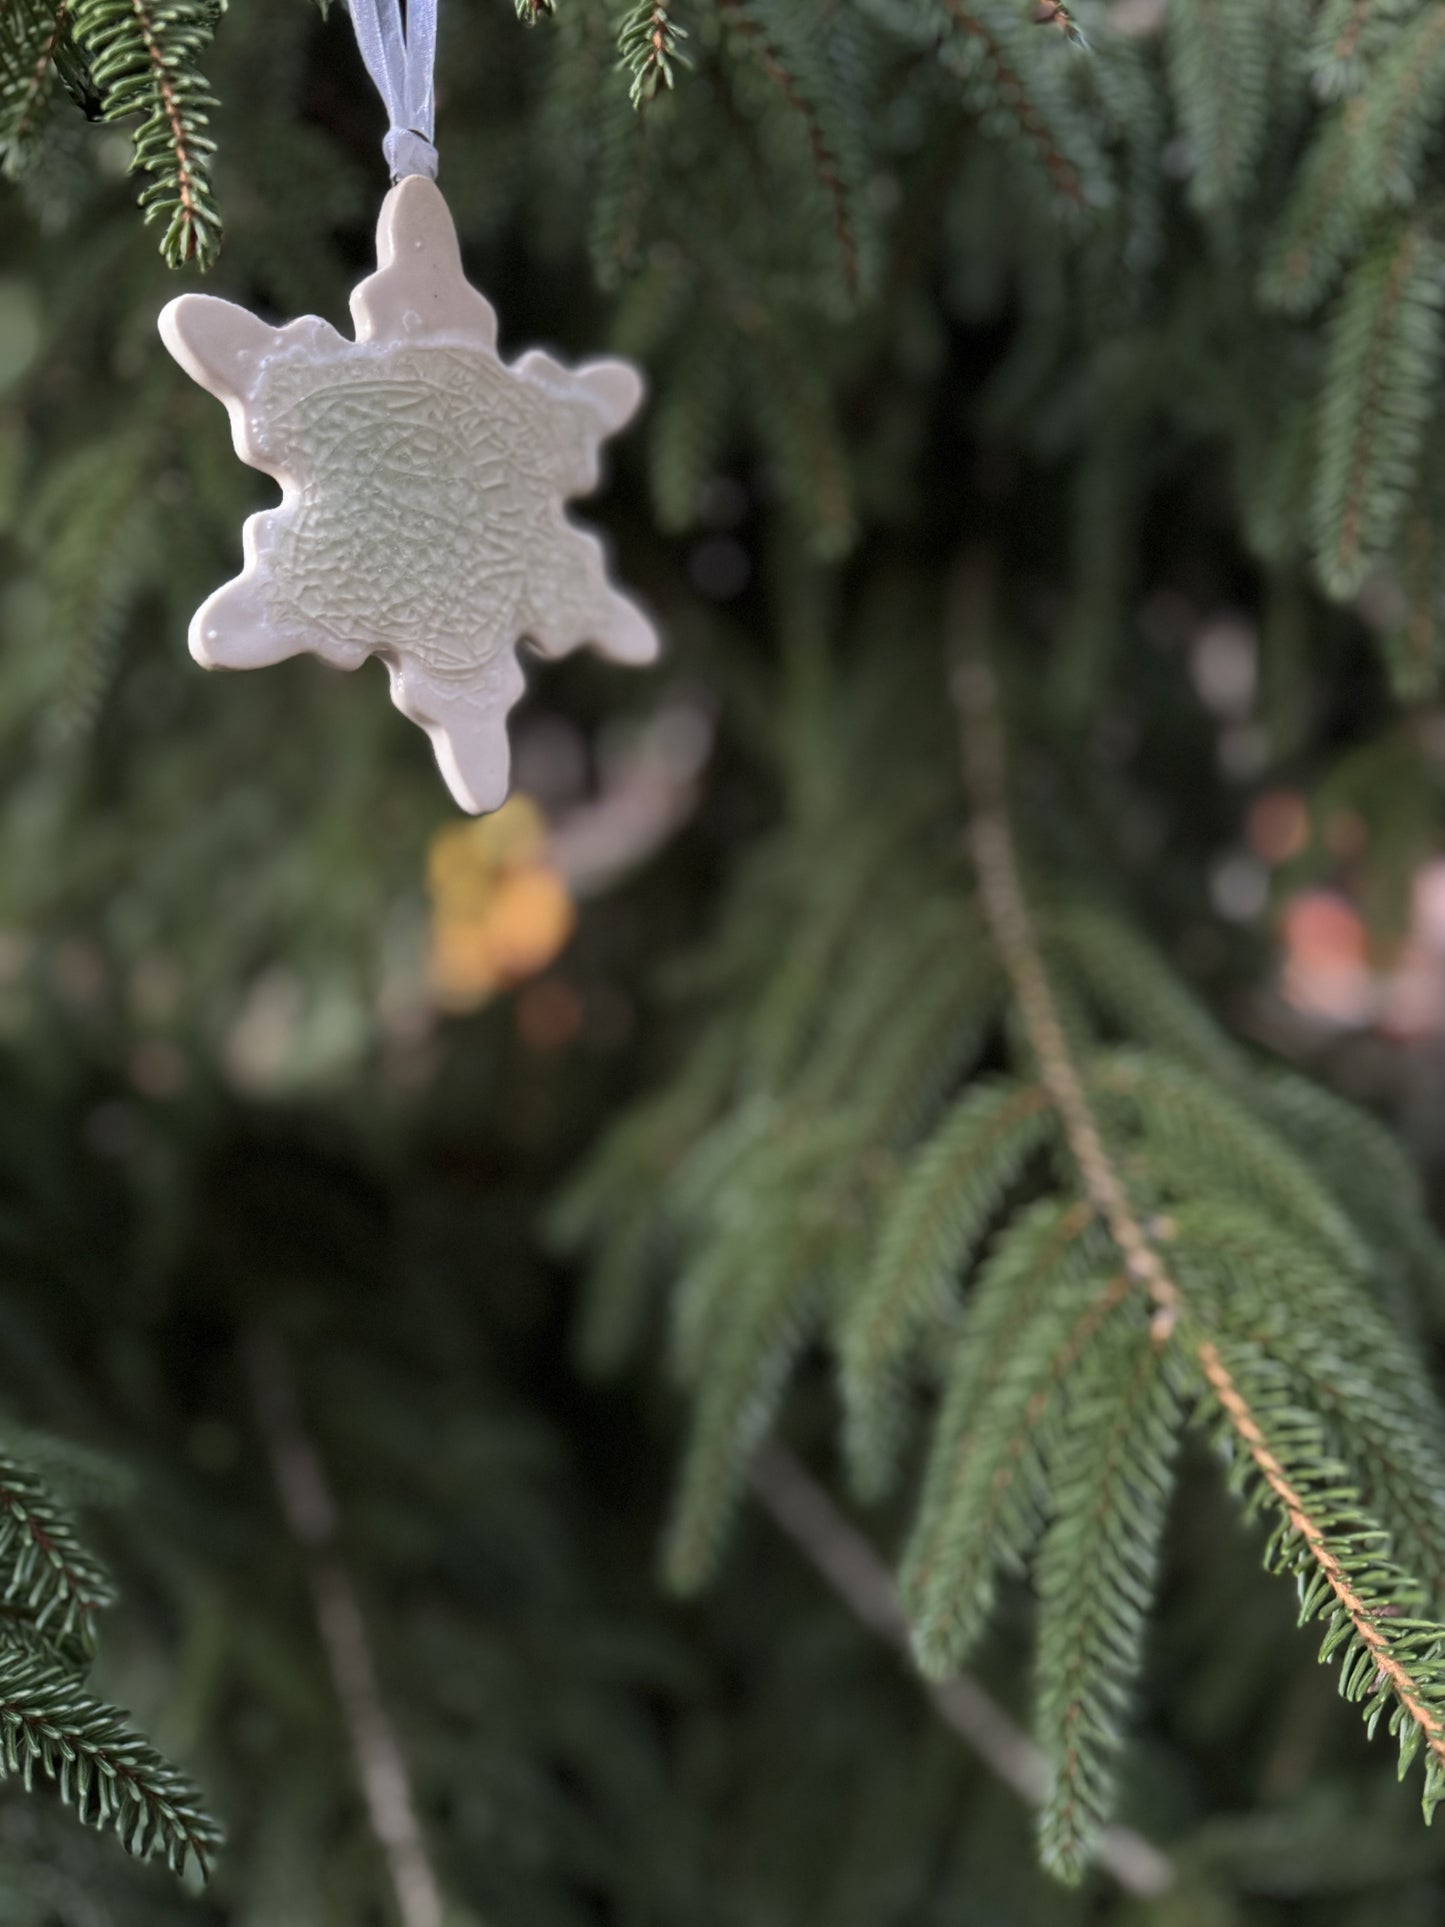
xmin=426 ymin=797 xmax=576 ymax=1013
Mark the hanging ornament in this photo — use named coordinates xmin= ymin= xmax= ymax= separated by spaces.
xmin=158 ymin=0 xmax=658 ymax=814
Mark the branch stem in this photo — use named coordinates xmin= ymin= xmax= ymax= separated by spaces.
xmin=1196 ymin=1338 xmax=1445 ymax=1771
xmin=750 ymin=1440 xmax=1175 ymax=1899
xmin=949 ymin=566 xmax=1179 ymax=1331
xmin=12 ymin=3 xmax=66 ymax=147
xmin=243 ymin=1328 xmax=447 ymax=1927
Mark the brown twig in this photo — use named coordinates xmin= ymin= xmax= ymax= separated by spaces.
xmin=244 ymin=1329 xmax=447 ymax=1927
xmin=937 ymin=0 xmax=1083 ymax=206
xmin=716 ymin=0 xmax=859 ymax=296
xmin=1331 ymin=0 xmax=1377 ymax=70
xmin=950 ymin=566 xmax=1178 ymax=1334
xmin=1196 ymin=1338 xmax=1445 ymax=1774
xmin=749 ymin=1440 xmax=1175 ymax=1899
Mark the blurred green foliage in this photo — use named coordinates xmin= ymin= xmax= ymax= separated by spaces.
xmin=5 ymin=0 xmax=1445 ymax=1919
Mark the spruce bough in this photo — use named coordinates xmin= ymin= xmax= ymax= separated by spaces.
xmin=9 ymin=0 xmax=1445 ymax=1909
xmin=558 ymin=572 xmax=1445 ymax=1880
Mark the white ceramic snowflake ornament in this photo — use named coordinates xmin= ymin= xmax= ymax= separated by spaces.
xmin=158 ymin=176 xmax=659 ymax=813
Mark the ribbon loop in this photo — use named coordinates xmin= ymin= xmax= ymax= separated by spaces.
xmin=348 ymin=0 xmax=438 ymax=182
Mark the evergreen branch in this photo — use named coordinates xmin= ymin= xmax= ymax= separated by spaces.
xmin=608 ymin=248 xmax=695 ymax=364
xmin=1081 ymin=13 xmax=1162 ymax=288
xmin=1253 ymin=1065 xmax=1445 ymax=1309
xmin=750 ymin=1441 xmax=1175 ymax=1899
xmin=664 ymin=1243 xmax=820 ymax=1590
xmin=663 ymin=1106 xmax=870 ymax=1582
xmin=244 ymin=1329 xmax=446 ymax=1927
xmin=954 ymin=560 xmax=1444 ymax=1377
xmin=23 ymin=431 xmax=159 ymax=742
xmin=950 ymin=574 xmax=1180 ymax=1334
xmin=1239 ymin=394 xmax=1317 ymax=568
xmin=2 ymin=1429 xmax=136 ymax=1519
xmin=1258 ymin=105 xmax=1367 ymax=315
xmin=1193 ymin=1335 xmax=1445 ymax=1812
xmin=1052 ymin=902 xmax=1249 ymax=1082
xmin=617 ymin=1 xmax=688 ymax=108
xmin=897 ymin=1196 xmax=1098 ymax=1549
xmin=1093 ymin=1051 xmax=1371 ymax=1274
xmin=755 ymin=1440 xmax=1051 ymax=1778
xmin=739 ymin=793 xmax=948 ymax=1085
xmin=936 ymin=0 xmax=1085 ymax=206
xmin=671 ymin=1093 xmax=786 ymax=1243
xmin=646 ymin=319 xmax=735 ymax=531
xmin=1177 ymin=1206 xmax=1441 ymax=1437
xmin=1309 ymin=0 xmax=1429 ymax=98
xmin=553 ymin=1029 xmax=745 ymax=1375
xmin=1031 ymin=2 xmax=1086 ymax=51
xmin=1163 ymin=0 xmax=1269 ymax=213
xmin=0 ymin=1452 xmax=116 ymax=1652
xmin=72 ymin=0 xmax=220 ymax=266
xmin=550 ymin=1026 xmax=740 ymax=1257
xmin=1034 ymin=1314 xmax=1180 ymax=1882
xmin=1356 ymin=4 xmax=1445 ymax=209
xmin=1312 ymin=219 xmax=1445 ymax=599
xmin=1177 ymin=1203 xmax=1445 ymax=1600
xmin=0 ymin=1607 xmax=87 ymax=1671
xmin=49 ymin=11 xmax=102 ymax=114
xmin=588 ymin=80 xmax=651 ymax=276
xmin=950 ymin=569 xmax=1445 ymax=1822
xmin=0 ymin=0 xmax=66 ymax=167
xmin=716 ymin=0 xmax=860 ymax=296
xmin=1315 ymin=0 xmax=1376 ymax=93
xmin=572 ymin=1194 xmax=666 ymax=1376
xmin=903 ymin=1264 xmax=1132 ymax=1674
xmin=880 ymin=109 xmax=971 ymax=303
xmin=841 ymin=1079 xmax=1053 ymax=1495
xmin=825 ymin=931 xmax=1000 ymax=1147
xmin=0 ymin=1650 xmax=221 ymax=1877
xmin=794 ymin=907 xmax=994 ymax=1118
